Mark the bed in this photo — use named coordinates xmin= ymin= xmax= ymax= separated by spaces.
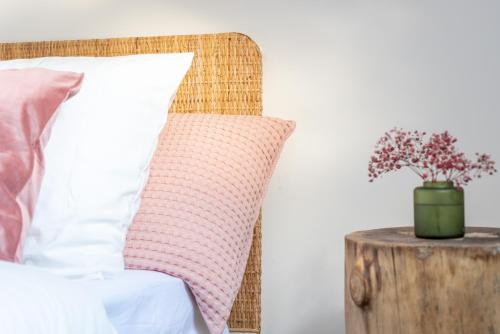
xmin=0 ymin=33 xmax=262 ymax=334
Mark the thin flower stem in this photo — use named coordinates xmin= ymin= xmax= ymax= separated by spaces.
xmin=368 ymin=128 xmax=496 ymax=187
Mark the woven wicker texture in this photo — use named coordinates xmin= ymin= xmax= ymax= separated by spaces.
xmin=0 ymin=33 xmax=262 ymax=333
xmin=125 ymin=113 xmax=294 ymax=334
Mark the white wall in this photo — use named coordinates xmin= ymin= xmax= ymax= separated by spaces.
xmin=2 ymin=1 xmax=500 ymax=333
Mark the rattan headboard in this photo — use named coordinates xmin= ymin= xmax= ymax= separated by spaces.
xmin=0 ymin=33 xmax=262 ymax=334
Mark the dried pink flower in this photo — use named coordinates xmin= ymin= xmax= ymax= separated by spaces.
xmin=368 ymin=128 xmax=497 ymax=188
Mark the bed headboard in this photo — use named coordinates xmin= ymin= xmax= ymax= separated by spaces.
xmin=0 ymin=33 xmax=262 ymax=334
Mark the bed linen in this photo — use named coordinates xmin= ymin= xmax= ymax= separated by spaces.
xmin=0 ymin=68 xmax=82 ymax=262
xmin=0 ymin=261 xmax=116 ymax=334
xmin=125 ymin=113 xmax=295 ymax=334
xmin=0 ymin=53 xmax=193 ymax=279
xmin=80 ymin=269 xmax=230 ymax=334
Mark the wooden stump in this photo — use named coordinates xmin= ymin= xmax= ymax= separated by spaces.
xmin=345 ymin=227 xmax=500 ymax=334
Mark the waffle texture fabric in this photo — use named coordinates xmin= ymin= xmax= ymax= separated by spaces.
xmin=124 ymin=113 xmax=295 ymax=334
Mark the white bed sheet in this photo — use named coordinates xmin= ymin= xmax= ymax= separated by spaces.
xmin=0 ymin=261 xmax=116 ymax=334
xmin=81 ymin=269 xmax=230 ymax=334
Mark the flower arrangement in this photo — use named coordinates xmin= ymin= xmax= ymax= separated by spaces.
xmin=368 ymin=128 xmax=497 ymax=189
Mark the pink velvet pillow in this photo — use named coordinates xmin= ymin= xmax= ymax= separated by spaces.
xmin=125 ymin=113 xmax=295 ymax=334
xmin=0 ymin=68 xmax=83 ymax=262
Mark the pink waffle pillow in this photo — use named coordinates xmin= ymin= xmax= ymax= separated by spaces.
xmin=0 ymin=68 xmax=83 ymax=262
xmin=124 ymin=113 xmax=295 ymax=334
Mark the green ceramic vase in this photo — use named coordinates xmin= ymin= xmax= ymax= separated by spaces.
xmin=413 ymin=181 xmax=464 ymax=239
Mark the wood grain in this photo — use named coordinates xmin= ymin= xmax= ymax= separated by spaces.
xmin=345 ymin=227 xmax=500 ymax=334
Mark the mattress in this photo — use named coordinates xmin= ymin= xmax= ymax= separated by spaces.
xmin=80 ymin=269 xmax=230 ymax=334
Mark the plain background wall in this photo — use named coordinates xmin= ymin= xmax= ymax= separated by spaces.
xmin=1 ymin=1 xmax=499 ymax=333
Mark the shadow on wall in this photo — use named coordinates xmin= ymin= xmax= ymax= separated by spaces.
xmin=293 ymin=310 xmax=345 ymax=334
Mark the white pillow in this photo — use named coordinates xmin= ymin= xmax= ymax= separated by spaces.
xmin=0 ymin=53 xmax=193 ymax=279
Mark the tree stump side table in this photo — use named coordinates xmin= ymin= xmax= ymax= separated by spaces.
xmin=345 ymin=227 xmax=500 ymax=334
